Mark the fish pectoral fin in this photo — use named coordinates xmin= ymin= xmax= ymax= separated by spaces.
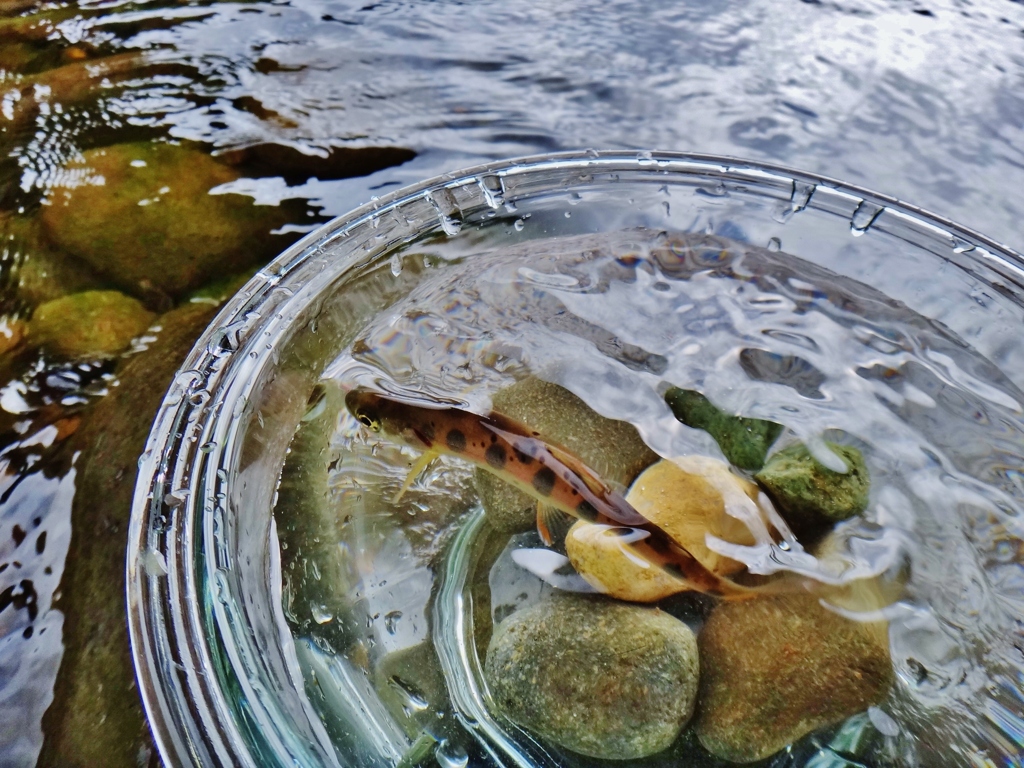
xmin=536 ymin=504 xmax=576 ymax=547
xmin=393 ymin=450 xmax=439 ymax=503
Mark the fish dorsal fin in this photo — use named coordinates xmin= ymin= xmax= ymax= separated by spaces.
xmin=542 ymin=442 xmax=612 ymax=496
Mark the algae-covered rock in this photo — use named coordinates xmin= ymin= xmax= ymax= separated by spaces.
xmin=755 ymin=442 xmax=869 ymax=533
xmin=40 ymin=141 xmax=294 ymax=300
xmin=38 ymin=302 xmax=216 ymax=767
xmin=0 ymin=212 xmax=105 ymax=311
xmin=374 ymin=642 xmax=450 ymax=739
xmin=0 ymin=317 xmax=25 ymax=356
xmin=475 ymin=377 xmax=659 ymax=532
xmin=565 ymin=456 xmax=761 ymax=602
xmin=695 ymin=593 xmax=892 ymax=763
xmin=27 ymin=290 xmax=155 ymax=359
xmin=485 ymin=593 xmax=699 ymax=760
xmin=275 ymin=380 xmax=359 ymax=655
xmin=664 ymin=387 xmax=783 ymax=471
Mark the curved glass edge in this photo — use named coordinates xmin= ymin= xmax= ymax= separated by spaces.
xmin=126 ymin=149 xmax=1024 ymax=768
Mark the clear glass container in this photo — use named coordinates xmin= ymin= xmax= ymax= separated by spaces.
xmin=127 ymin=151 xmax=1024 ymax=767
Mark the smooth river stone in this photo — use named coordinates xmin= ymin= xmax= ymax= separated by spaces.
xmin=40 ymin=141 xmax=293 ymax=300
xmin=27 ymin=290 xmax=155 ymax=359
xmin=38 ymin=301 xmax=217 ymax=766
xmin=484 ymin=593 xmax=699 ymax=760
xmin=475 ymin=377 xmax=658 ymax=533
xmin=695 ymin=593 xmax=893 ymax=763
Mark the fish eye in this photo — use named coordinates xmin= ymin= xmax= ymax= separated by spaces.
xmin=357 ymin=413 xmax=380 ymax=431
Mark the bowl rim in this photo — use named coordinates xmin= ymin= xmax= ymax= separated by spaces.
xmin=125 ymin=149 xmax=1024 ymax=767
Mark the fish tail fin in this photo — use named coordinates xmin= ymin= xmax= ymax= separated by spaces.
xmin=393 ymin=450 xmax=439 ymax=503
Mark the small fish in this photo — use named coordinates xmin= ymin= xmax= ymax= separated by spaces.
xmin=345 ymin=387 xmax=762 ymax=600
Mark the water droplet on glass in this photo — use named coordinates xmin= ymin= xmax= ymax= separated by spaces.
xmin=388 ymin=675 xmax=429 ymax=712
xmin=850 ymin=200 xmax=884 ymax=237
xmin=199 ymin=441 xmax=217 ymax=454
xmin=951 ymin=236 xmax=976 ymax=254
xmin=384 ymin=610 xmax=402 ymax=634
xmin=791 ymin=181 xmax=814 ymax=210
xmin=435 ymin=740 xmax=469 ymax=768
xmin=585 ymin=148 xmax=600 ymax=159
xmin=426 ymin=188 xmax=463 ymax=236
xmin=213 ymin=571 xmax=231 ymax=606
xmin=189 ymin=390 xmax=210 ymax=407
xmin=513 ymin=218 xmax=526 ymax=232
xmin=478 ymin=174 xmax=505 ymax=208
xmin=767 ymin=237 xmax=781 ymax=252
xmin=164 ymin=489 xmax=189 ymax=508
xmin=637 ymin=150 xmax=655 ymax=165
xmin=142 ymin=549 xmax=168 ymax=576
xmin=389 ymin=254 xmax=403 ymax=276
xmin=868 ymin=706 xmax=900 ymax=737
xmin=311 ymin=604 xmax=333 ymax=624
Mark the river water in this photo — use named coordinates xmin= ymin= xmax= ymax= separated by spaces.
xmin=0 ymin=0 xmax=1022 ymax=765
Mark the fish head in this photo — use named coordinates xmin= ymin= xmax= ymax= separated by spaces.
xmin=345 ymin=388 xmax=432 ymax=448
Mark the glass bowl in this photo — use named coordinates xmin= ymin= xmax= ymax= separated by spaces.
xmin=127 ymin=151 xmax=1024 ymax=767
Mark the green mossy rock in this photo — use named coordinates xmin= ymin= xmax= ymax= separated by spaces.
xmin=38 ymin=302 xmax=217 ymax=767
xmin=27 ymin=290 xmax=155 ymax=358
xmin=275 ymin=379 xmax=358 ymax=655
xmin=0 ymin=212 xmax=105 ymax=311
xmin=475 ymin=377 xmax=659 ymax=532
xmin=695 ymin=594 xmax=892 ymax=763
xmin=664 ymin=387 xmax=783 ymax=471
xmin=485 ymin=593 xmax=699 ymax=760
xmin=754 ymin=442 xmax=869 ymax=532
xmin=40 ymin=142 xmax=293 ymax=300
xmin=374 ymin=642 xmax=450 ymax=739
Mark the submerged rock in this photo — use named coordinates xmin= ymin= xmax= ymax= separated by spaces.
xmin=275 ymin=380 xmax=359 ymax=656
xmin=565 ymin=456 xmax=761 ymax=602
xmin=27 ymin=290 xmax=155 ymax=359
xmin=664 ymin=387 xmax=783 ymax=471
xmin=755 ymin=442 xmax=869 ymax=534
xmin=374 ymin=642 xmax=450 ymax=739
xmin=695 ymin=593 xmax=892 ymax=763
xmin=38 ymin=302 xmax=217 ymax=766
xmin=475 ymin=377 xmax=658 ymax=532
xmin=484 ymin=593 xmax=699 ymax=760
xmin=0 ymin=212 xmax=105 ymax=311
xmin=40 ymin=141 xmax=294 ymax=300
xmin=0 ymin=317 xmax=25 ymax=356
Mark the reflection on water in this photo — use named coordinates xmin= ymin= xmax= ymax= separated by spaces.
xmin=0 ymin=0 xmax=1021 ymax=764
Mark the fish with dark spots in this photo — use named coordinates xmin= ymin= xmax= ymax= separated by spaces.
xmin=345 ymin=387 xmax=764 ymax=599
xmin=445 ymin=428 xmax=466 ymax=452
xmin=532 ymin=466 xmax=556 ymax=496
xmin=485 ymin=444 xmax=507 ymax=469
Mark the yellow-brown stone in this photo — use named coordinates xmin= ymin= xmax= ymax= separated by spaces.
xmin=695 ymin=593 xmax=892 ymax=763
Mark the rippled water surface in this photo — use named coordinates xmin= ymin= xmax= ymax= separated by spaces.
xmin=0 ymin=0 xmax=1022 ymax=765
xmin=286 ymin=228 xmax=1024 ymax=768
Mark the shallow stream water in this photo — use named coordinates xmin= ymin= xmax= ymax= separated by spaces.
xmin=0 ymin=0 xmax=1022 ymax=765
